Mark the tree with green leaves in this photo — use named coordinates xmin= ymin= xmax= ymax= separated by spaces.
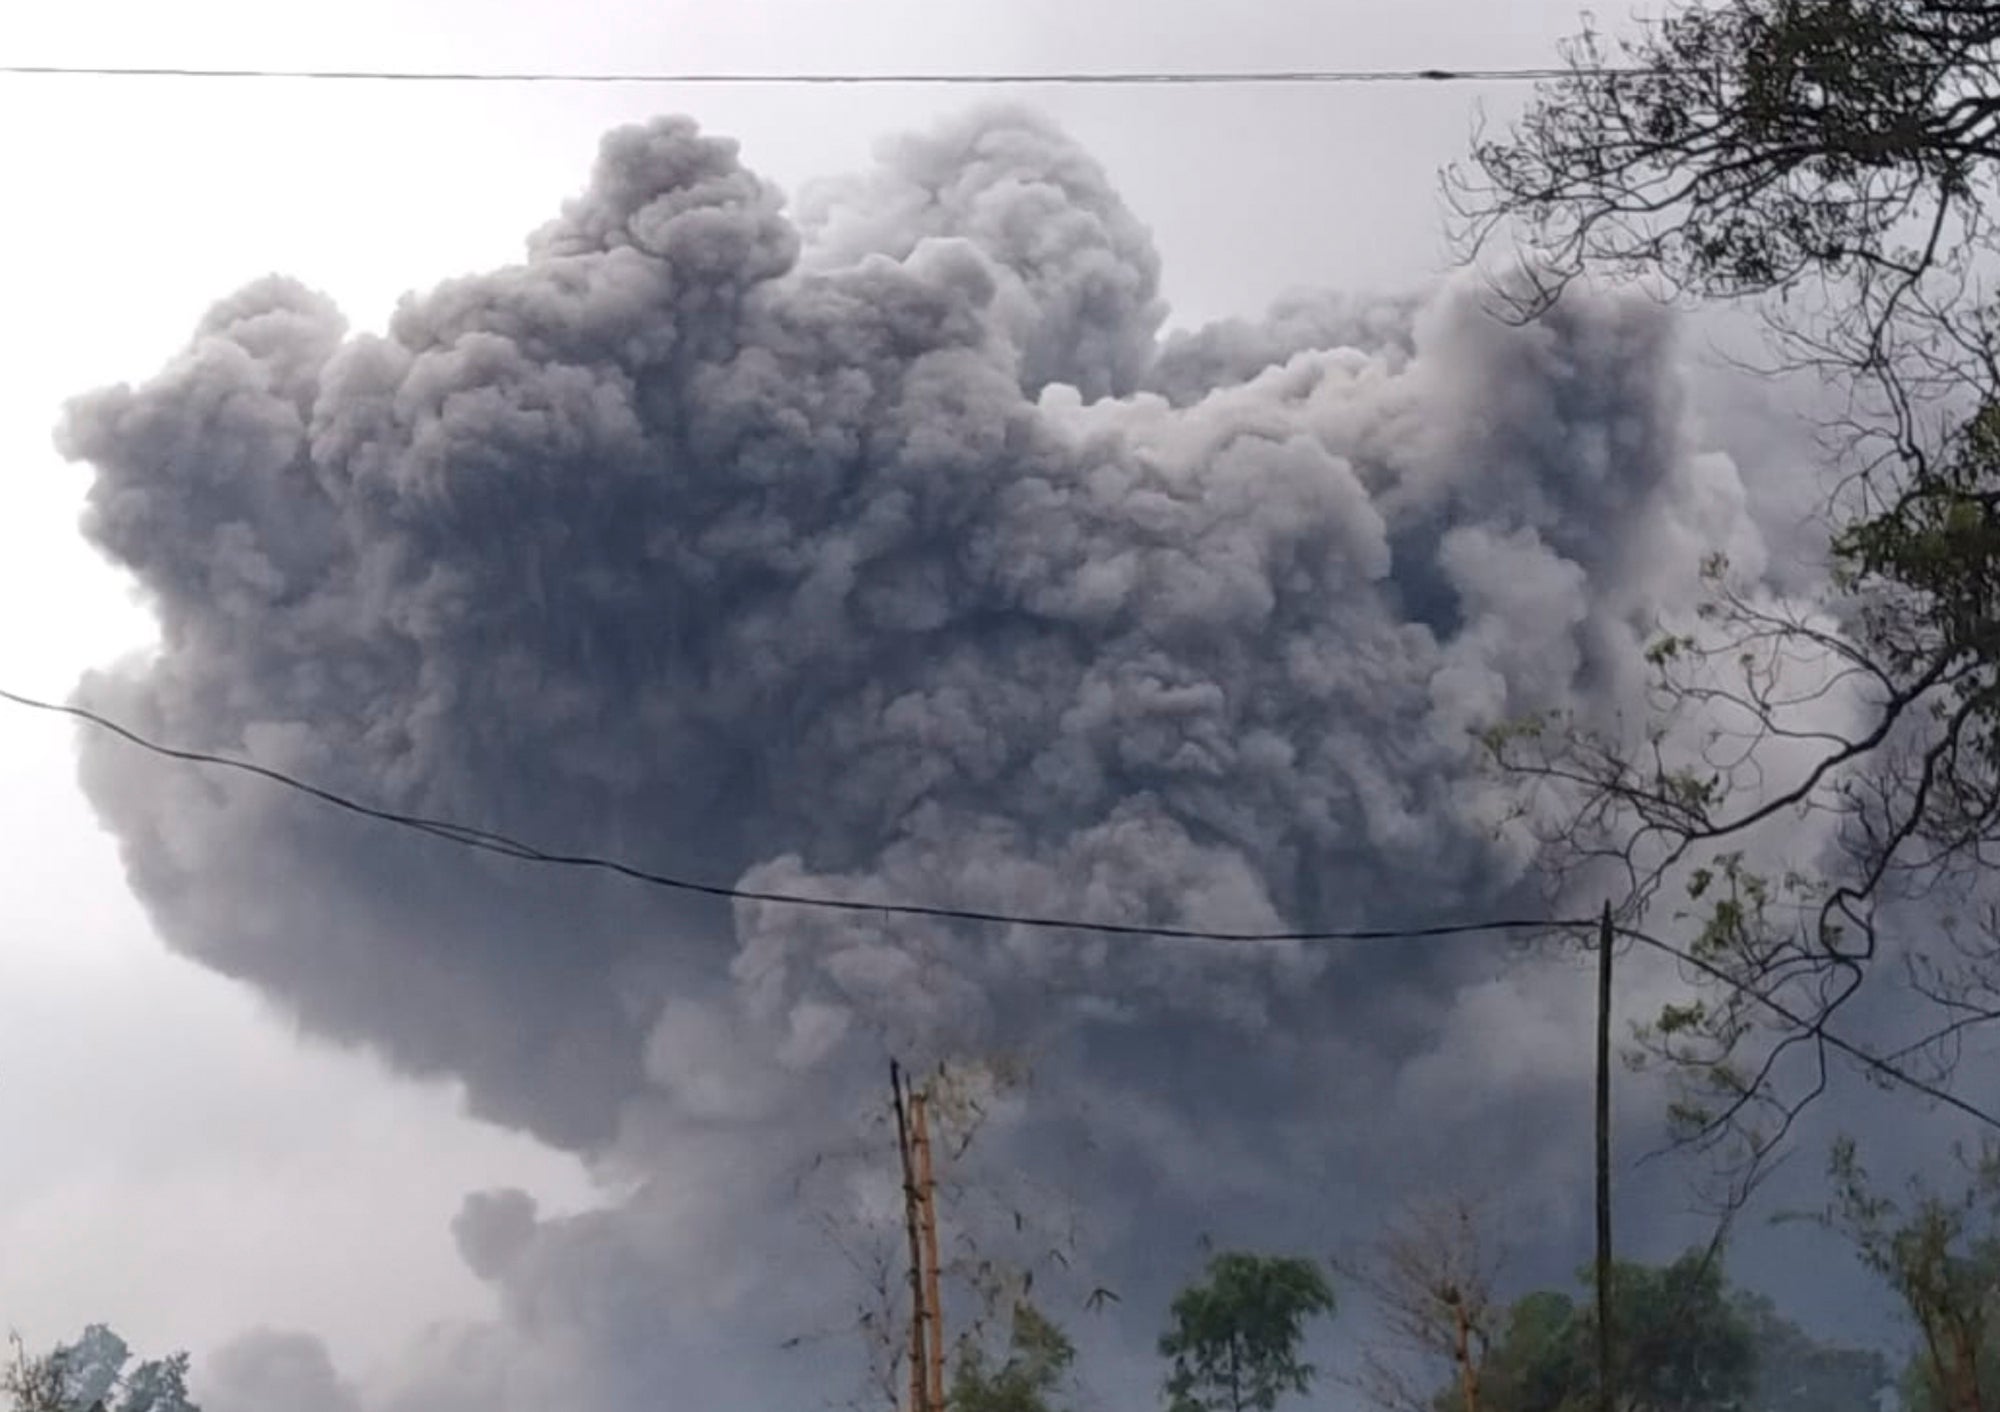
xmin=1445 ymin=0 xmax=2000 ymax=1200
xmin=1442 ymin=1252 xmax=1757 ymax=1412
xmin=1424 ymin=1250 xmax=1885 ymax=1412
xmin=1586 ymin=1254 xmax=1756 ymax=1412
xmin=950 ymin=1301 xmax=1076 ymax=1412
xmin=1799 ymin=1137 xmax=2000 ymax=1412
xmin=1731 ymin=1289 xmax=1890 ymax=1412
xmin=1450 ymin=1290 xmax=1585 ymax=1412
xmin=1159 ymin=1251 xmax=1336 ymax=1412
xmin=4 ymin=1328 xmax=197 ymax=1412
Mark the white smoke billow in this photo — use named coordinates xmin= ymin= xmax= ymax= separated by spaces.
xmin=60 ymin=105 xmax=1804 ymax=1410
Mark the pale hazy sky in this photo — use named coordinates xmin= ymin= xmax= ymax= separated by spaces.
xmin=0 ymin=0 xmax=1627 ymax=1394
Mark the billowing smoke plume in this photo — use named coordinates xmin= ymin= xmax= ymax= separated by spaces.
xmin=203 ymin=1331 xmax=361 ymax=1412
xmin=59 ymin=106 xmax=1786 ymax=1408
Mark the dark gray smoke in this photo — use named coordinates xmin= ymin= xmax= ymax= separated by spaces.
xmin=58 ymin=105 xmax=1798 ymax=1409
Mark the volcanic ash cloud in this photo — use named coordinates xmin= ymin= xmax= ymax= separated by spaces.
xmin=58 ymin=103 xmax=1779 ymax=1411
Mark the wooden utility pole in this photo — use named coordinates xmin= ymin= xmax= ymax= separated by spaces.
xmin=911 ymin=1089 xmax=946 ymax=1412
xmin=1595 ymin=902 xmax=1615 ymax=1412
xmin=891 ymin=1062 xmax=931 ymax=1412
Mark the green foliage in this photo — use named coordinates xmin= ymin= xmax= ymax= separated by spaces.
xmin=1575 ymin=1252 xmax=1756 ymax=1412
xmin=1453 ymin=1290 xmax=1587 ymax=1412
xmin=1901 ymin=1335 xmax=2000 ymax=1412
xmin=3 ymin=1329 xmax=196 ymax=1412
xmin=1807 ymin=1139 xmax=2000 ymax=1412
xmin=1476 ymin=713 xmax=1554 ymax=760
xmin=1678 ymin=853 xmax=1774 ymax=964
xmin=1731 ymin=1291 xmax=1890 ymax=1412
xmin=1835 ymin=401 xmax=2000 ymax=707
xmin=1159 ymin=1252 xmax=1337 ymax=1412
xmin=952 ymin=1301 xmax=1076 ymax=1412
xmin=1656 ymin=1001 xmax=1709 ymax=1037
xmin=1647 ymin=634 xmax=1699 ymax=667
xmin=1438 ymin=1252 xmax=1759 ymax=1412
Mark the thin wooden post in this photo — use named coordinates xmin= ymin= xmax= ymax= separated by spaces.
xmin=891 ymin=1062 xmax=930 ymax=1412
xmin=1595 ymin=902 xmax=1615 ymax=1412
xmin=912 ymin=1089 xmax=946 ymax=1412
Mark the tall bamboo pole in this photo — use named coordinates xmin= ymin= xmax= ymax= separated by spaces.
xmin=912 ymin=1090 xmax=946 ymax=1412
xmin=891 ymin=1062 xmax=930 ymax=1412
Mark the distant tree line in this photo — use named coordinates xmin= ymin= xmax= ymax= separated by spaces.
xmin=12 ymin=1138 xmax=1998 ymax=1412
xmin=928 ymin=1138 xmax=1998 ymax=1412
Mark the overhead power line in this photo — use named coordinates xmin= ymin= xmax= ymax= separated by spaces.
xmin=5 ymin=681 xmax=1992 ymax=1128
xmin=1613 ymin=923 xmax=2000 ymax=1134
xmin=0 ymin=685 xmax=1577 ymax=945
xmin=0 ymin=61 xmax=1662 ymax=87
